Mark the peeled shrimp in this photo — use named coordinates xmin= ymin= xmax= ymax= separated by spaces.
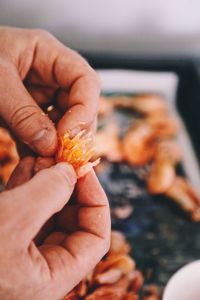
xmin=165 ymin=177 xmax=200 ymax=221
xmin=56 ymin=130 xmax=99 ymax=178
xmin=109 ymin=231 xmax=131 ymax=255
xmin=155 ymin=140 xmax=182 ymax=165
xmin=147 ymin=157 xmax=175 ymax=195
xmin=122 ymin=122 xmax=156 ymax=166
xmin=112 ymin=94 xmax=168 ymax=115
xmin=145 ymin=114 xmax=180 ymax=138
xmin=147 ymin=141 xmax=180 ymax=194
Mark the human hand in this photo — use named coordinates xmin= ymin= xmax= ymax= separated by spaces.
xmin=0 ymin=157 xmax=110 ymax=300
xmin=0 ymin=26 xmax=100 ymax=157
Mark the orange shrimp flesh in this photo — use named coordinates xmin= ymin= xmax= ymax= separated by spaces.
xmin=56 ymin=130 xmax=100 ymax=177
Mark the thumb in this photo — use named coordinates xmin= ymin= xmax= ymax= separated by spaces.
xmin=4 ymin=162 xmax=77 ymax=246
xmin=0 ymin=62 xmax=57 ymax=156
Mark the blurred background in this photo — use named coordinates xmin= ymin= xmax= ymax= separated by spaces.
xmin=1 ymin=0 xmax=200 ymax=56
xmin=1 ymin=2 xmax=200 ymax=298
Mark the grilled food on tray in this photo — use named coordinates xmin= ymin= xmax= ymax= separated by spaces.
xmin=64 ymin=231 xmax=160 ymax=300
xmin=94 ymin=94 xmax=200 ymax=221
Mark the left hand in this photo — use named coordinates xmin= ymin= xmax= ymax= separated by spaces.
xmin=0 ymin=26 xmax=100 ymax=157
xmin=2 ymin=156 xmax=110 ymax=300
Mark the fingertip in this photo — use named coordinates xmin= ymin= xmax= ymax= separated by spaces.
xmin=53 ymin=162 xmax=77 ymax=186
xmin=57 ymin=105 xmax=94 ymax=137
xmin=77 ymin=170 xmax=108 ymax=206
xmin=31 ymin=126 xmax=58 ymax=157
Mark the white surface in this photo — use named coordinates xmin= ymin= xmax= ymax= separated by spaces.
xmin=1 ymin=0 xmax=200 ymax=55
xmin=98 ymin=69 xmax=200 ymax=191
xmin=163 ymin=260 xmax=200 ymax=300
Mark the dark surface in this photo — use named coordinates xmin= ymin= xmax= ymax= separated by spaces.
xmin=96 ymin=90 xmax=200 ymax=289
xmin=98 ymin=161 xmax=200 ymax=288
xmin=84 ymin=53 xmax=200 ymax=163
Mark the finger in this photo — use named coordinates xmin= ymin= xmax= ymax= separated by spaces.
xmin=27 ymin=85 xmax=56 ymax=106
xmin=6 ymin=156 xmax=35 ymax=189
xmin=34 ymin=217 xmax=55 ymax=246
xmin=76 ymin=170 xmax=111 ymax=238
xmin=6 ymin=156 xmax=55 ymax=245
xmin=57 ymin=71 xmax=100 ymax=136
xmin=33 ymin=157 xmax=55 ymax=174
xmin=57 ymin=205 xmax=79 ymax=233
xmin=44 ymin=231 xmax=66 ymax=245
xmin=40 ymin=171 xmax=110 ymax=293
xmin=0 ymin=63 xmax=57 ymax=156
xmin=2 ymin=162 xmax=77 ymax=246
xmin=26 ymin=32 xmax=100 ymax=136
xmin=76 ymin=170 xmax=109 ymax=206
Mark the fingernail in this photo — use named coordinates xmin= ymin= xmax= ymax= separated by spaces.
xmin=54 ymin=162 xmax=77 ymax=185
xmin=68 ymin=126 xmax=81 ymax=138
xmin=31 ymin=128 xmax=57 ymax=156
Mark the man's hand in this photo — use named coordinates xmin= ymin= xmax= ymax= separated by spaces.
xmin=0 ymin=26 xmax=100 ymax=156
xmin=0 ymin=157 xmax=110 ymax=300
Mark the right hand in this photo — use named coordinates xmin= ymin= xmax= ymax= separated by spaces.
xmin=0 ymin=158 xmax=110 ymax=300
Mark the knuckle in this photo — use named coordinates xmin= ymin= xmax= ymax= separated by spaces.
xmin=32 ymin=28 xmax=54 ymax=41
xmin=10 ymin=105 xmax=39 ymax=129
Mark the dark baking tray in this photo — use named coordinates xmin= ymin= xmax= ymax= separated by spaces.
xmin=83 ymin=53 xmax=200 ymax=289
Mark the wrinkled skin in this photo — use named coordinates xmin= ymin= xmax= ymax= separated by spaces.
xmin=0 ymin=27 xmax=110 ymax=300
xmin=0 ymin=26 xmax=100 ymax=157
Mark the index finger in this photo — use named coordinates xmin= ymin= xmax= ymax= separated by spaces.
xmin=40 ymin=171 xmax=110 ymax=293
xmin=28 ymin=30 xmax=101 ymax=135
xmin=63 ymin=170 xmax=110 ymax=266
xmin=56 ymin=53 xmax=100 ymax=135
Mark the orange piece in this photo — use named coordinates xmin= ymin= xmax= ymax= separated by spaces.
xmin=56 ymin=130 xmax=100 ymax=177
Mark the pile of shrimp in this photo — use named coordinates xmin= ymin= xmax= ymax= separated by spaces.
xmin=0 ymin=128 xmax=18 ymax=184
xmin=94 ymin=94 xmax=200 ymax=221
xmin=64 ymin=231 xmax=160 ymax=300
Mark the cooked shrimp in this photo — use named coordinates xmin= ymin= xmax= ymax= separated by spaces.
xmin=109 ymin=231 xmax=131 ymax=255
xmin=165 ymin=177 xmax=200 ymax=221
xmin=142 ymin=285 xmax=160 ymax=300
xmin=94 ymin=268 xmax=123 ymax=285
xmin=112 ymin=94 xmax=168 ymax=115
xmin=155 ymin=140 xmax=182 ymax=164
xmin=122 ymin=121 xmax=157 ymax=166
xmin=145 ymin=114 xmax=180 ymax=138
xmin=56 ymin=130 xmax=99 ymax=178
xmin=94 ymin=122 xmax=123 ymax=162
xmin=123 ymin=292 xmax=139 ymax=300
xmin=112 ymin=204 xmax=133 ymax=220
xmin=147 ymin=152 xmax=175 ymax=194
xmin=94 ymin=253 xmax=136 ymax=277
xmin=64 ymin=231 xmax=144 ymax=300
xmin=98 ymin=96 xmax=114 ymax=118
xmin=86 ymin=276 xmax=131 ymax=300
